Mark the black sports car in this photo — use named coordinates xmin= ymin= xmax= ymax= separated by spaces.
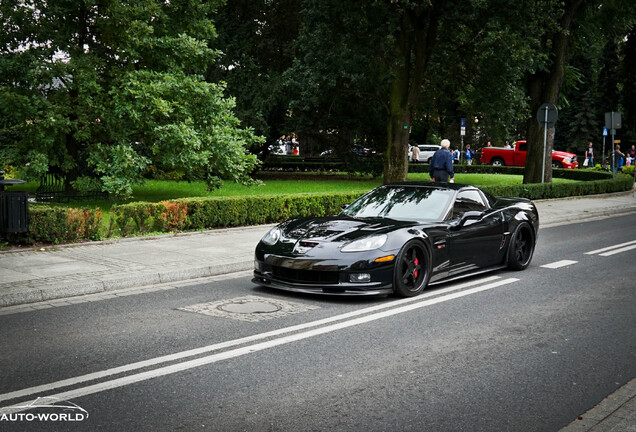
xmin=253 ymin=183 xmax=538 ymax=297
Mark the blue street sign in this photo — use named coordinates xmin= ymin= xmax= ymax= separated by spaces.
xmin=460 ymin=118 xmax=466 ymax=127
xmin=603 ymin=127 xmax=608 ymax=136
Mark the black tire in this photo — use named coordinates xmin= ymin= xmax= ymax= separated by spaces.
xmin=552 ymin=161 xmax=563 ymax=168
xmin=393 ymin=240 xmax=430 ymax=297
xmin=507 ymin=222 xmax=535 ymax=270
xmin=426 ymin=157 xmax=432 ymax=164
xmin=491 ymin=158 xmax=505 ymax=166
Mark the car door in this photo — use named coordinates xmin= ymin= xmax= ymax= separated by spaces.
xmin=514 ymin=141 xmax=528 ymax=166
xmin=446 ymin=190 xmax=505 ymax=275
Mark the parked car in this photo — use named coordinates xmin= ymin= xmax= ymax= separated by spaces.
xmin=408 ymin=144 xmax=441 ymax=163
xmin=253 ymin=183 xmax=538 ymax=297
xmin=479 ymin=140 xmax=578 ymax=168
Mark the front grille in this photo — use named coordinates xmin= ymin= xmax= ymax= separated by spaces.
xmin=272 ymin=265 xmax=339 ymax=284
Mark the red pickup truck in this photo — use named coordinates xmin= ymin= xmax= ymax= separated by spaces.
xmin=479 ymin=140 xmax=579 ymax=169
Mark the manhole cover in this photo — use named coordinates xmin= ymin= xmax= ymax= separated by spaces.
xmin=219 ymin=301 xmax=281 ymax=314
xmin=179 ymin=295 xmax=320 ymax=322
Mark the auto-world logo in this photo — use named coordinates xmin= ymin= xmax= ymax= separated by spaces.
xmin=0 ymin=397 xmax=88 ymax=423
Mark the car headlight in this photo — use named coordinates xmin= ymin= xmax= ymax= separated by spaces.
xmin=261 ymin=227 xmax=282 ymax=246
xmin=341 ymin=234 xmax=388 ymax=252
xmin=562 ymin=157 xmax=571 ymax=163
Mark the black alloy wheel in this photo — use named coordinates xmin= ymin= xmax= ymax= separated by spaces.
xmin=393 ymin=240 xmax=430 ymax=297
xmin=507 ymin=222 xmax=535 ymax=270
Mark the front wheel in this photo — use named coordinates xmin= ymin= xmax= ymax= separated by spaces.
xmin=507 ymin=222 xmax=535 ymax=270
xmin=552 ymin=161 xmax=563 ymax=168
xmin=393 ymin=240 xmax=430 ymax=297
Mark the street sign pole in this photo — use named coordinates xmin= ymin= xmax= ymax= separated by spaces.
xmin=602 ymin=127 xmax=607 ymax=170
xmin=604 ymin=111 xmax=622 ymax=178
xmin=542 ymin=106 xmax=549 ymax=183
xmin=611 ymin=112 xmax=616 ymax=179
xmin=537 ymin=103 xmax=558 ymax=184
xmin=460 ymin=118 xmax=466 ymax=164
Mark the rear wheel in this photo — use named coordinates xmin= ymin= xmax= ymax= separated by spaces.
xmin=491 ymin=158 xmax=505 ymax=166
xmin=393 ymin=240 xmax=430 ymax=297
xmin=507 ymin=222 xmax=535 ymax=270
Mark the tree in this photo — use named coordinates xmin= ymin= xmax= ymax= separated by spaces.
xmin=0 ymin=0 xmax=262 ymax=198
xmin=523 ymin=0 xmax=584 ymax=184
xmin=621 ymin=27 xmax=636 ymax=145
xmin=207 ymin=0 xmax=300 ymax=155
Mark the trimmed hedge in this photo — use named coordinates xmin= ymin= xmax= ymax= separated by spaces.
xmin=408 ymin=163 xmax=614 ymax=181
xmin=109 ymin=193 xmax=363 ymax=237
xmin=9 ymin=172 xmax=634 ymax=244
xmin=23 ymin=206 xmax=103 ymax=244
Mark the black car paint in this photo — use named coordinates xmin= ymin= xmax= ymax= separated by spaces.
xmin=253 ymin=183 xmax=539 ymax=296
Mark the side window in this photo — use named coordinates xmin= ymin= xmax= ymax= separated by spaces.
xmin=451 ymin=190 xmax=488 ymax=219
xmin=518 ymin=142 xmax=527 ymax=152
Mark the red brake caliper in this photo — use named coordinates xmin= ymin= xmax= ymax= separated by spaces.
xmin=413 ymin=257 xmax=419 ymax=278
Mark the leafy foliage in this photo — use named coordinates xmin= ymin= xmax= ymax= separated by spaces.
xmin=0 ymin=0 xmax=262 ymax=198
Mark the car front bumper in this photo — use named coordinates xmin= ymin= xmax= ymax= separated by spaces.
xmin=252 ymin=255 xmax=395 ymax=296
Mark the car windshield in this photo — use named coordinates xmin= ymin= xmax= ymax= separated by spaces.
xmin=342 ymin=186 xmax=453 ymax=221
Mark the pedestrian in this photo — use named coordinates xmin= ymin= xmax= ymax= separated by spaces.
xmin=465 ymin=144 xmax=475 ymax=166
xmin=612 ymin=144 xmax=625 ymax=173
xmin=628 ymin=145 xmax=636 ymax=165
xmin=504 ymin=141 xmax=511 ymax=149
xmin=429 ymin=139 xmax=455 ymax=183
xmin=584 ymin=141 xmax=594 ymax=168
xmin=486 ymin=141 xmax=492 ymax=147
xmin=452 ymin=147 xmax=460 ymax=164
xmin=411 ymin=144 xmax=420 ymax=163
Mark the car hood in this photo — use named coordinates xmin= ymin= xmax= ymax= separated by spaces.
xmin=552 ymin=150 xmax=576 ymax=158
xmin=280 ymin=216 xmax=420 ymax=243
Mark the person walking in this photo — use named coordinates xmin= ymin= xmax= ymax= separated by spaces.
xmin=411 ymin=144 xmax=420 ymax=163
xmin=452 ymin=147 xmax=460 ymax=164
xmin=612 ymin=144 xmax=625 ymax=174
xmin=628 ymin=145 xmax=636 ymax=166
xmin=465 ymin=144 xmax=475 ymax=165
xmin=585 ymin=141 xmax=594 ymax=168
xmin=429 ymin=139 xmax=455 ymax=183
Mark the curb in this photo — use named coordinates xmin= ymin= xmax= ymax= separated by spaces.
xmin=559 ymin=377 xmax=636 ymax=431
xmin=0 ymin=260 xmax=254 ymax=308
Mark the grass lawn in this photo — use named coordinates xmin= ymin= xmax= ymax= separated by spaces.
xmin=17 ymin=173 xmax=578 ymax=235
xmin=24 ymin=173 xmax=578 ymax=211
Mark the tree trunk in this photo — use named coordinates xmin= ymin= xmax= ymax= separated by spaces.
xmin=383 ymin=3 xmax=442 ymax=184
xmin=523 ymin=0 xmax=583 ymax=184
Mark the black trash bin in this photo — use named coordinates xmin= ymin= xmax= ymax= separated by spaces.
xmin=0 ymin=171 xmax=28 ymax=238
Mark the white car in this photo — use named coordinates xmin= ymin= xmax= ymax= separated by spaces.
xmin=408 ymin=144 xmax=441 ymax=163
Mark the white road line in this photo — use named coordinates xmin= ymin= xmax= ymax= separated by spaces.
xmin=0 ymin=277 xmax=518 ymax=415
xmin=541 ymin=260 xmax=578 ymax=269
xmin=585 ymin=239 xmax=636 ymax=255
xmin=0 ymin=275 xmax=502 ymax=405
xmin=599 ymin=244 xmax=636 ymax=257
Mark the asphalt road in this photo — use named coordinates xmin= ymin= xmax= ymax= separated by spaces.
xmin=1 ymin=214 xmax=635 ymax=432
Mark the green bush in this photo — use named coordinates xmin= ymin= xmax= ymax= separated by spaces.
xmin=11 ymin=170 xmax=634 ymax=244
xmin=25 ymin=206 xmax=103 ymax=244
xmin=408 ymin=163 xmax=613 ymax=180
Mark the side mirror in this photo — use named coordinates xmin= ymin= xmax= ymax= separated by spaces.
xmin=450 ymin=211 xmax=483 ymax=231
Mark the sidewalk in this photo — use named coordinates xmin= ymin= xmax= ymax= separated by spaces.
xmin=1 ymin=188 xmax=634 ymax=309
xmin=0 ymin=188 xmax=635 ymax=431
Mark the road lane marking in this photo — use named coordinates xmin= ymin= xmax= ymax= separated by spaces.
xmin=541 ymin=260 xmax=578 ymax=269
xmin=0 ymin=276 xmax=502 ymax=404
xmin=599 ymin=244 xmax=636 ymax=257
xmin=0 ymin=277 xmax=517 ymax=413
xmin=585 ymin=239 xmax=636 ymax=255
